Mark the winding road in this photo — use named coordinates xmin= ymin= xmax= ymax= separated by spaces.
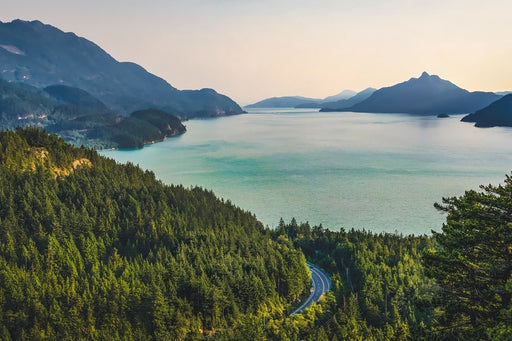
xmin=291 ymin=262 xmax=331 ymax=316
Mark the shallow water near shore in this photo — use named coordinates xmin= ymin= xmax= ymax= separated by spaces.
xmin=101 ymin=109 xmax=512 ymax=235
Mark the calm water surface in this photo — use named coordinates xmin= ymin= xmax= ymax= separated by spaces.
xmin=101 ymin=109 xmax=512 ymax=235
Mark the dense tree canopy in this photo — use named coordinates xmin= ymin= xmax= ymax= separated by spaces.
xmin=423 ymin=175 xmax=512 ymax=340
xmin=2 ymin=127 xmax=511 ymax=340
xmin=268 ymin=220 xmax=435 ymax=340
xmin=0 ymin=127 xmax=309 ymax=340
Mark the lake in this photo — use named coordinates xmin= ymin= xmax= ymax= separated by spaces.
xmin=101 ymin=109 xmax=512 ymax=235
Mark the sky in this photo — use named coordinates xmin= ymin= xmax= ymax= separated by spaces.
xmin=3 ymin=0 xmax=512 ymax=105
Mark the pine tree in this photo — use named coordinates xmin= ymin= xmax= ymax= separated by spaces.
xmin=423 ymin=174 xmax=512 ymax=339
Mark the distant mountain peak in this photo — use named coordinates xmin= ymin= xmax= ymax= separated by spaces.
xmin=245 ymin=95 xmax=323 ymax=108
xmin=8 ymin=19 xmax=50 ymax=32
xmin=323 ymin=89 xmax=357 ymax=102
xmin=414 ymin=71 xmax=442 ymax=83
xmin=331 ymin=72 xmax=500 ymax=115
xmin=0 ymin=19 xmax=243 ymax=117
xmin=318 ymin=87 xmax=377 ymax=111
xmin=11 ymin=19 xmax=37 ymax=24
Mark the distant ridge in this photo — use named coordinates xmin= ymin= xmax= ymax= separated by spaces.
xmin=461 ymin=94 xmax=512 ymax=127
xmin=246 ymin=90 xmax=359 ymax=109
xmin=296 ymin=89 xmax=367 ymax=109
xmin=0 ymin=19 xmax=243 ymax=118
xmin=322 ymin=89 xmax=357 ymax=102
xmin=330 ymin=72 xmax=501 ymax=115
xmin=245 ymin=96 xmax=323 ymax=108
xmin=44 ymin=84 xmax=112 ymax=114
xmin=318 ymin=87 xmax=376 ymax=111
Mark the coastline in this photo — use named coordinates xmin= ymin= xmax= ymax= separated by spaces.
xmin=98 ymin=130 xmax=186 ymax=151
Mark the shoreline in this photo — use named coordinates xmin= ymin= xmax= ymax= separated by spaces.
xmin=97 ymin=130 xmax=186 ymax=151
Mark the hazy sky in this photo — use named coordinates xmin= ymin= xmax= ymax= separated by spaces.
xmin=3 ymin=0 xmax=512 ymax=105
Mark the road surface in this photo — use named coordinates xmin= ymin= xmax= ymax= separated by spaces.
xmin=291 ymin=262 xmax=331 ymax=315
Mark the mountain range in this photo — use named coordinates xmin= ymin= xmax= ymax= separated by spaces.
xmin=249 ymin=73 xmax=505 ymax=118
xmin=245 ymin=90 xmax=357 ymax=108
xmin=1 ymin=18 xmax=510 ymax=134
xmin=0 ymin=78 xmax=186 ymax=148
xmin=314 ymin=87 xmax=376 ymax=110
xmin=326 ymin=72 xmax=501 ymax=115
xmin=0 ymin=19 xmax=243 ymax=118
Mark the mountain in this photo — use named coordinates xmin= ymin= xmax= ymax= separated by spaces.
xmin=246 ymin=90 xmax=359 ymax=109
xmin=0 ymin=78 xmax=108 ymax=127
xmin=322 ymin=89 xmax=357 ymax=102
xmin=0 ymin=78 xmax=56 ymax=124
xmin=295 ymin=89 xmax=360 ymax=109
xmin=245 ymin=96 xmax=323 ymax=108
xmin=319 ymin=87 xmax=376 ymax=111
xmin=0 ymin=127 xmax=309 ymax=339
xmin=0 ymin=19 xmax=243 ymax=118
xmin=44 ymin=84 xmax=112 ymax=114
xmin=461 ymin=94 xmax=512 ymax=127
xmin=0 ymin=78 xmax=186 ymax=148
xmin=331 ymin=72 xmax=501 ymax=115
xmin=87 ymin=108 xmax=187 ymax=148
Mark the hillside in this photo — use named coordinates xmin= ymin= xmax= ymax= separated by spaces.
xmin=461 ymin=94 xmax=512 ymax=127
xmin=44 ymin=84 xmax=112 ymax=114
xmin=0 ymin=128 xmax=309 ymax=339
xmin=0 ymin=79 xmax=186 ymax=148
xmin=0 ymin=79 xmax=111 ymax=128
xmin=322 ymin=89 xmax=357 ymax=102
xmin=1 ymin=128 xmax=510 ymax=340
xmin=245 ymin=96 xmax=323 ymax=108
xmin=0 ymin=19 xmax=244 ymax=118
xmin=0 ymin=78 xmax=55 ymax=125
xmin=333 ymin=72 xmax=501 ymax=115
xmin=88 ymin=108 xmax=187 ymax=148
xmin=247 ymin=90 xmax=358 ymax=109
xmin=317 ymin=87 xmax=376 ymax=110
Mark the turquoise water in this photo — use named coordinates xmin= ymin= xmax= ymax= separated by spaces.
xmin=101 ymin=109 xmax=512 ymax=235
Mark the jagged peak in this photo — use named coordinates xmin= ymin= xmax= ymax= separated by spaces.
xmin=413 ymin=71 xmax=443 ymax=83
xmin=8 ymin=19 xmax=46 ymax=27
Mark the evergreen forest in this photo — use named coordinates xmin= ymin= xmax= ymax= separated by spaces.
xmin=0 ymin=128 xmax=511 ymax=340
xmin=0 ymin=127 xmax=309 ymax=339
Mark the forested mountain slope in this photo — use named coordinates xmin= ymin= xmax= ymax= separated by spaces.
xmin=263 ymin=174 xmax=512 ymax=340
xmin=0 ymin=19 xmax=244 ymax=118
xmin=265 ymin=220 xmax=436 ymax=340
xmin=1 ymin=128 xmax=510 ymax=340
xmin=0 ymin=128 xmax=309 ymax=339
xmin=0 ymin=79 xmax=186 ymax=149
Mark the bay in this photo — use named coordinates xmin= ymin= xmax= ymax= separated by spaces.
xmin=101 ymin=109 xmax=512 ymax=235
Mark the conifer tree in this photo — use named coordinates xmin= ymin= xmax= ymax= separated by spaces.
xmin=423 ymin=174 xmax=512 ymax=339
